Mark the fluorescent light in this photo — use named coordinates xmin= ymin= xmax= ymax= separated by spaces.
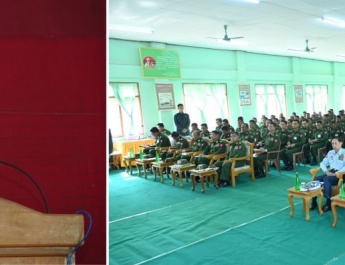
xmin=109 ymin=25 xmax=153 ymax=34
xmin=243 ymin=0 xmax=260 ymax=3
xmin=337 ymin=55 xmax=345 ymax=58
xmin=321 ymin=17 xmax=345 ymax=28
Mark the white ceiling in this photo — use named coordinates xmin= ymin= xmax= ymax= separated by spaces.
xmin=109 ymin=0 xmax=345 ymax=62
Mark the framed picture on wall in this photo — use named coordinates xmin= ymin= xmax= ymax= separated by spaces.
xmin=238 ymin=84 xmax=251 ymax=106
xmin=156 ymin=83 xmax=175 ymax=110
xmin=294 ymin=85 xmax=303 ymax=103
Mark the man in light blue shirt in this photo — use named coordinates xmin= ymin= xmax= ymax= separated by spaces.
xmin=310 ymin=137 xmax=345 ymax=212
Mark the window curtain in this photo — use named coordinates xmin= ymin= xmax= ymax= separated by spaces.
xmin=257 ymin=85 xmax=269 ymax=115
xmin=109 ymin=83 xmax=137 ymax=135
xmin=272 ymin=85 xmax=285 ymax=115
xmin=184 ymin=84 xmax=208 ymax=122
xmin=208 ymin=84 xmax=226 ymax=118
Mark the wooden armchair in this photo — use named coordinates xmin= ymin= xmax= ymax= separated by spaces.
xmin=263 ymin=143 xmax=281 ymax=177
xmin=317 ymin=144 xmax=327 ymax=163
xmin=309 ymin=167 xmax=345 ymax=196
xmin=228 ymin=141 xmax=255 ymax=187
xmin=155 ymin=146 xmax=173 ymax=156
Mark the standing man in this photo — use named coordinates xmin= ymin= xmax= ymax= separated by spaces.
xmin=174 ymin=103 xmax=190 ymax=136
xmin=310 ymin=137 xmax=345 ymax=212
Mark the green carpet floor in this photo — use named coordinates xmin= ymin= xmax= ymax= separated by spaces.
xmin=109 ymin=164 xmax=345 ymax=265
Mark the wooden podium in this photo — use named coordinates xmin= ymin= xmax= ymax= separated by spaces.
xmin=0 ymin=198 xmax=84 ymax=264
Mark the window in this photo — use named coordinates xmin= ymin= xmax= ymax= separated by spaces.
xmin=305 ymin=85 xmax=328 ymax=114
xmin=183 ymin=83 xmax=229 ymax=127
xmin=108 ymin=83 xmax=144 ymax=138
xmin=255 ymin=84 xmax=286 ymax=118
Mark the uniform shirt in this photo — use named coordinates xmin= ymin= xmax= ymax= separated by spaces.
xmin=174 ymin=112 xmax=190 ymax=133
xmin=154 ymin=132 xmax=171 ymax=147
xmin=321 ymin=148 xmax=345 ymax=173
xmin=191 ymin=138 xmax=209 ymax=152
xmin=289 ymin=129 xmax=305 ymax=148
xmin=260 ymin=126 xmax=268 ymax=139
xmin=301 ymin=126 xmax=314 ymax=143
xmin=203 ymin=139 xmax=226 ymax=155
xmin=328 ymin=127 xmax=343 ymax=140
xmin=279 ymin=129 xmax=291 ymax=147
xmin=263 ymin=132 xmax=281 ymax=152
xmin=162 ymin=129 xmax=171 ymax=136
xmin=226 ymin=141 xmax=247 ymax=167
xmin=239 ymin=131 xmax=255 ymax=143
xmin=173 ymin=136 xmax=189 ymax=149
xmin=249 ymin=128 xmax=261 ymax=143
xmin=215 ymin=125 xmax=222 ymax=132
xmin=220 ymin=133 xmax=231 ymax=140
xmin=311 ymin=128 xmax=328 ymax=145
xmin=200 ymin=131 xmax=211 ymax=138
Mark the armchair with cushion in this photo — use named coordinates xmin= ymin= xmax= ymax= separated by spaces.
xmin=309 ymin=167 xmax=344 ymax=196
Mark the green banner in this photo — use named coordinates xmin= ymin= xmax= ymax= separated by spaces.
xmin=139 ymin=47 xmax=181 ymax=78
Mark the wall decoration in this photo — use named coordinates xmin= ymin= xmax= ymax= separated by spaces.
xmin=156 ymin=83 xmax=175 ymax=110
xmin=294 ymin=85 xmax=303 ymax=103
xmin=238 ymin=84 xmax=251 ymax=106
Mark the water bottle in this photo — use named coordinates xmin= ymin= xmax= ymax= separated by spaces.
xmin=155 ymin=152 xmax=160 ymax=163
xmin=295 ymin=172 xmax=301 ymax=191
xmin=139 ymin=149 xmax=144 ymax=160
xmin=340 ymin=179 xmax=345 ymax=199
xmin=129 ymin=148 xmax=134 ymax=158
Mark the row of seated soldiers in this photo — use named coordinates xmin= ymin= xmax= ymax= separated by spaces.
xmin=146 ymin=110 xmax=345 ymax=184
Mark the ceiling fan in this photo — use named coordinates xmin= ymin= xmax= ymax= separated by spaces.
xmin=207 ymin=25 xmax=244 ymax=41
xmin=288 ymin=39 xmax=316 ymax=53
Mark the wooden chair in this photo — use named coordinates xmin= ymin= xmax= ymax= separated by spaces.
xmin=228 ymin=141 xmax=255 ymax=187
xmin=263 ymin=143 xmax=281 ymax=176
xmin=292 ymin=143 xmax=307 ymax=170
xmin=309 ymin=167 xmax=344 ymax=196
xmin=317 ymin=144 xmax=327 ymax=163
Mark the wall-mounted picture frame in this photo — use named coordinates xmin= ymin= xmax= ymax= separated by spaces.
xmin=294 ymin=85 xmax=303 ymax=103
xmin=156 ymin=83 xmax=175 ymax=110
xmin=238 ymin=84 xmax=251 ymax=106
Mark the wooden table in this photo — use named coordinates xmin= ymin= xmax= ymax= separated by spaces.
xmin=331 ymin=194 xmax=345 ymax=227
xmin=123 ymin=156 xmax=136 ymax=174
xmin=190 ymin=168 xmax=219 ymax=193
xmin=135 ymin=158 xmax=156 ymax=178
xmin=113 ymin=139 xmax=155 ymax=167
xmin=151 ymin=161 xmax=176 ymax=183
xmin=169 ymin=164 xmax=196 ymax=188
xmin=287 ymin=187 xmax=323 ymax=221
xmin=109 ymin=151 xmax=122 ymax=169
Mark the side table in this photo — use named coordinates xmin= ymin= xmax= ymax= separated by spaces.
xmin=287 ymin=187 xmax=323 ymax=221
xmin=109 ymin=151 xmax=122 ymax=169
xmin=169 ymin=164 xmax=196 ymax=188
xmin=135 ymin=158 xmax=156 ymax=178
xmin=331 ymin=195 xmax=345 ymax=227
xmin=123 ymin=156 xmax=136 ymax=175
xmin=190 ymin=168 xmax=219 ymax=193
xmin=151 ymin=161 xmax=176 ymax=183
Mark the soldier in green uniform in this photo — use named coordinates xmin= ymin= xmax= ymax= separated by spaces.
xmin=143 ymin=127 xmax=171 ymax=157
xmin=260 ymin=119 xmax=270 ymax=139
xmin=249 ymin=119 xmax=262 ymax=144
xmin=239 ymin=123 xmax=255 ymax=143
xmin=157 ymin=123 xmax=171 ymax=136
xmin=191 ymin=123 xmax=201 ymax=134
xmin=306 ymin=120 xmax=328 ymax=165
xmin=301 ymin=119 xmax=314 ymax=164
xmin=194 ymin=130 xmax=226 ymax=166
xmin=215 ymin=118 xmax=223 ymax=132
xmin=279 ymin=120 xmax=291 ymax=149
xmin=220 ymin=125 xmax=232 ymax=140
xmin=280 ymin=120 xmax=305 ymax=171
xmin=236 ymin=116 xmax=244 ymax=134
xmin=176 ymin=130 xmax=209 ymax=161
xmin=160 ymin=131 xmax=189 ymax=161
xmin=253 ymin=122 xmax=281 ymax=177
xmin=327 ymin=122 xmax=343 ymax=152
xmin=200 ymin=123 xmax=211 ymax=138
xmin=222 ymin=119 xmax=235 ymax=133
xmin=214 ymin=132 xmax=247 ymax=187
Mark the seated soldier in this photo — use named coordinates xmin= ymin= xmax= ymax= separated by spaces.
xmin=306 ymin=120 xmax=328 ymax=165
xmin=215 ymin=118 xmax=223 ymax=132
xmin=222 ymin=119 xmax=235 ymax=133
xmin=239 ymin=123 xmax=255 ymax=143
xmin=249 ymin=119 xmax=262 ymax=144
xmin=280 ymin=120 xmax=305 ymax=171
xmin=191 ymin=123 xmax=201 ymax=134
xmin=200 ymin=123 xmax=211 ymax=138
xmin=175 ymin=130 xmax=209 ymax=161
xmin=143 ymin=127 xmax=171 ymax=158
xmin=160 ymin=131 xmax=189 ymax=161
xmin=194 ymin=130 xmax=226 ymax=166
xmin=220 ymin=125 xmax=232 ymax=141
xmin=253 ymin=122 xmax=281 ymax=177
xmin=157 ymin=123 xmax=171 ymax=136
xmin=236 ymin=116 xmax=244 ymax=134
xmin=214 ymin=132 xmax=247 ymax=187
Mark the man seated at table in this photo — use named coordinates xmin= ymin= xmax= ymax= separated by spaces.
xmin=214 ymin=132 xmax=247 ymax=187
xmin=310 ymin=137 xmax=345 ymax=212
xmin=253 ymin=122 xmax=281 ymax=178
xmin=143 ymin=127 xmax=171 ymax=158
xmin=175 ymin=130 xmax=209 ymax=162
xmin=160 ymin=131 xmax=189 ymax=161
